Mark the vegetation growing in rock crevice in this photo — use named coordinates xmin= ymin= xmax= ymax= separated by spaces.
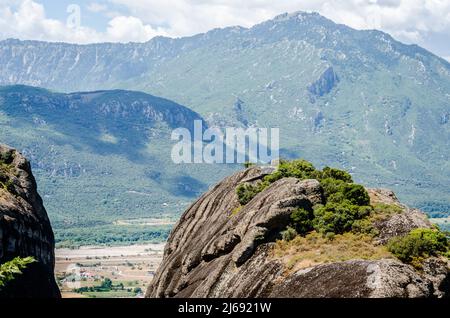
xmin=0 ymin=257 xmax=35 ymax=289
xmin=0 ymin=150 xmax=16 ymax=194
xmin=0 ymin=150 xmax=14 ymax=165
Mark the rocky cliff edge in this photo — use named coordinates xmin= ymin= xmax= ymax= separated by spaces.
xmin=0 ymin=144 xmax=60 ymax=298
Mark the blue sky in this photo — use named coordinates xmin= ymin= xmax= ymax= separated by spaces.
xmin=0 ymin=0 xmax=449 ymax=61
xmin=42 ymin=0 xmax=121 ymax=32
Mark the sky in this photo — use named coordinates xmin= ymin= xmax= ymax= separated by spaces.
xmin=0 ymin=0 xmax=449 ymax=61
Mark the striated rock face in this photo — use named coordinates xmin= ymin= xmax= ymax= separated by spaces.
xmin=0 ymin=144 xmax=60 ymax=298
xmin=147 ymin=167 xmax=449 ymax=298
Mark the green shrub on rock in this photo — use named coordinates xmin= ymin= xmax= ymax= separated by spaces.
xmin=236 ymin=159 xmax=374 ymax=241
xmin=281 ymin=227 xmax=298 ymax=242
xmin=321 ymin=167 xmax=353 ymax=183
xmin=236 ymin=183 xmax=258 ymax=205
xmin=312 ymin=201 xmax=372 ymax=235
xmin=290 ymin=208 xmax=314 ymax=235
xmin=319 ymin=179 xmax=370 ymax=206
xmin=320 ymin=177 xmax=345 ymax=200
xmin=236 ymin=159 xmax=361 ymax=207
xmin=341 ymin=184 xmax=371 ymax=206
xmin=236 ymin=181 xmax=270 ymax=205
xmin=387 ymin=228 xmax=449 ymax=265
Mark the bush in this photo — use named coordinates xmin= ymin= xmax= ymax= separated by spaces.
xmin=321 ymin=167 xmax=353 ymax=183
xmin=236 ymin=183 xmax=268 ymax=205
xmin=100 ymin=278 xmax=113 ymax=290
xmin=278 ymin=159 xmax=317 ymax=179
xmin=263 ymin=159 xmax=320 ymax=184
xmin=312 ymin=201 xmax=372 ymax=235
xmin=321 ymin=179 xmax=370 ymax=206
xmin=0 ymin=151 xmax=14 ymax=165
xmin=281 ymin=227 xmax=298 ymax=242
xmin=341 ymin=184 xmax=371 ymax=206
xmin=320 ymin=178 xmax=345 ymax=200
xmin=235 ymin=159 xmax=377 ymax=243
xmin=325 ymin=232 xmax=335 ymax=241
xmin=387 ymin=228 xmax=449 ymax=265
xmin=290 ymin=208 xmax=314 ymax=235
xmin=243 ymin=162 xmax=255 ymax=168
xmin=236 ymin=159 xmax=357 ymax=207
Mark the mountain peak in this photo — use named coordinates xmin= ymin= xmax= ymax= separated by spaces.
xmin=269 ymin=10 xmax=338 ymax=28
xmin=273 ymin=11 xmax=323 ymax=21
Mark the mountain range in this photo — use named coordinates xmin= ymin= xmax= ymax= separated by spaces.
xmin=0 ymin=85 xmax=236 ymax=246
xmin=0 ymin=11 xmax=449 ymax=244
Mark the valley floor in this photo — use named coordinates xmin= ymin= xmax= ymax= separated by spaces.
xmin=55 ymin=243 xmax=165 ymax=298
xmin=53 ymin=218 xmax=448 ymax=298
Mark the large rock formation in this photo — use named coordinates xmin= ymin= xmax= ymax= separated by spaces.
xmin=147 ymin=167 xmax=449 ymax=298
xmin=0 ymin=144 xmax=60 ymax=298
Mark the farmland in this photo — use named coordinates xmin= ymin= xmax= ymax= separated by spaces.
xmin=55 ymin=243 xmax=165 ymax=298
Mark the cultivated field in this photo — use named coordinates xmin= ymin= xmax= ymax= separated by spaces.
xmin=55 ymin=243 xmax=165 ymax=298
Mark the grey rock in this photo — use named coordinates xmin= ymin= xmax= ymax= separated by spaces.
xmin=0 ymin=144 xmax=60 ymax=298
xmin=147 ymin=168 xmax=449 ymax=298
xmin=270 ymin=259 xmax=434 ymax=298
xmin=366 ymin=259 xmax=432 ymax=298
xmin=422 ymin=257 xmax=450 ymax=298
xmin=368 ymin=188 xmax=433 ymax=244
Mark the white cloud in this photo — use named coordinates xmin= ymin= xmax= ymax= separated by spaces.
xmin=0 ymin=0 xmax=82 ymax=42
xmin=106 ymin=16 xmax=168 ymax=42
xmin=0 ymin=0 xmax=164 ymax=43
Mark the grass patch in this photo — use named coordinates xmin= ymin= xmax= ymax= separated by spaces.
xmin=370 ymin=203 xmax=404 ymax=222
xmin=272 ymin=232 xmax=392 ymax=272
